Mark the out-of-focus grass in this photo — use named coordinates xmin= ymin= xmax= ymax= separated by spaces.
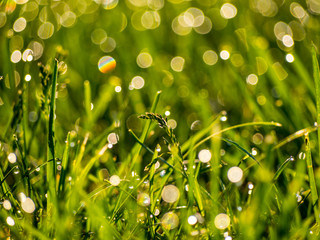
xmin=0 ymin=0 xmax=320 ymax=239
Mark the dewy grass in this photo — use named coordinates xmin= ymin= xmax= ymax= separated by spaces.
xmin=1 ymin=1 xmax=320 ymax=239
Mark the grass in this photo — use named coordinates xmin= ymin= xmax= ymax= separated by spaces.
xmin=1 ymin=0 xmax=320 ymax=239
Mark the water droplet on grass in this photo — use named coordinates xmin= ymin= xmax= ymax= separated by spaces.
xmin=286 ymin=53 xmax=294 ymax=63
xmin=214 ymin=213 xmax=230 ymax=229
xmin=102 ymin=0 xmax=118 ymax=9
xmin=137 ymin=193 xmax=150 ymax=206
xmin=3 ymin=200 xmax=12 ymax=210
xmin=8 ymin=153 xmax=17 ymax=163
xmin=220 ymin=3 xmax=237 ymax=19
xmin=298 ymin=152 xmax=306 ymax=160
xmin=110 ymin=175 xmax=121 ymax=186
xmin=21 ymin=197 xmax=36 ymax=213
xmin=188 ymin=215 xmax=197 ymax=225
xmin=198 ymin=149 xmax=211 ymax=163
xmin=161 ymin=185 xmax=180 ymax=203
xmin=14 ymin=166 xmax=20 ymax=174
xmin=227 ymin=167 xmax=243 ymax=183
xmin=161 ymin=212 xmax=179 ymax=230
xmin=6 ymin=216 xmax=15 ymax=226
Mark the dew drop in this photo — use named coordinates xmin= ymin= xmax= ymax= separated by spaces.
xmin=137 ymin=193 xmax=151 ymax=207
xmin=227 ymin=166 xmax=243 ymax=183
xmin=8 ymin=153 xmax=17 ymax=163
xmin=110 ymin=175 xmax=121 ymax=186
xmin=188 ymin=215 xmax=197 ymax=225
xmin=161 ymin=185 xmax=180 ymax=203
xmin=214 ymin=213 xmax=230 ymax=229
xmin=21 ymin=197 xmax=36 ymax=213
xmin=3 ymin=200 xmax=12 ymax=210
xmin=198 ymin=149 xmax=212 ymax=163
xmin=6 ymin=216 xmax=15 ymax=226
xmin=161 ymin=212 xmax=179 ymax=230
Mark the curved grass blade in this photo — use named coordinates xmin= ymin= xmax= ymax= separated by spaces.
xmin=274 ymin=125 xmax=318 ymax=150
xmin=183 ymin=121 xmax=281 ymax=158
xmin=273 ymin=156 xmax=294 ymax=182
xmin=128 ymin=129 xmax=183 ymax=175
xmin=181 ymin=113 xmax=221 ymax=153
xmin=222 ymin=138 xmax=260 ymax=166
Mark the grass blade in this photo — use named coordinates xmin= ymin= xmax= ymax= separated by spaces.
xmin=84 ymin=80 xmax=92 ymax=126
xmin=312 ymin=45 xmax=320 ymax=165
xmin=46 ymin=58 xmax=58 ymax=231
xmin=222 ymin=138 xmax=260 ymax=166
xmin=183 ymin=121 xmax=281 ymax=158
xmin=273 ymin=156 xmax=294 ymax=182
xmin=305 ymin=133 xmax=320 ymax=225
xmin=58 ymin=132 xmax=71 ymax=195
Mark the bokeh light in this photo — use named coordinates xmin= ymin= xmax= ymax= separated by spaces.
xmin=137 ymin=193 xmax=151 ymax=206
xmin=137 ymin=52 xmax=153 ymax=68
xmin=161 ymin=212 xmax=179 ymax=230
xmin=203 ymin=50 xmax=218 ymax=65
xmin=38 ymin=22 xmax=54 ymax=39
xmin=131 ymin=76 xmax=145 ymax=89
xmin=188 ymin=215 xmax=197 ymax=225
xmin=220 ymin=3 xmax=237 ymax=19
xmin=110 ymin=175 xmax=121 ymax=186
xmin=246 ymin=74 xmax=258 ymax=85
xmin=6 ymin=216 xmax=15 ymax=226
xmin=3 ymin=200 xmax=12 ymax=210
xmin=227 ymin=166 xmax=243 ymax=183
xmin=214 ymin=213 xmax=230 ymax=229
xmin=171 ymin=56 xmax=185 ymax=72
xmin=8 ymin=153 xmax=17 ymax=163
xmin=98 ymin=56 xmax=116 ymax=73
xmin=220 ymin=50 xmax=230 ymax=60
xmin=161 ymin=185 xmax=180 ymax=203
xmin=198 ymin=149 xmax=212 ymax=163
xmin=21 ymin=197 xmax=36 ymax=213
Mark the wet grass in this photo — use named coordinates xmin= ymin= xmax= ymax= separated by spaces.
xmin=1 ymin=0 xmax=320 ymax=239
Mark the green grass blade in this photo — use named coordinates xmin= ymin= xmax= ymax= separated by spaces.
xmin=121 ymin=91 xmax=161 ymax=175
xmin=305 ymin=133 xmax=320 ymax=225
xmin=312 ymin=45 xmax=320 ymax=164
xmin=183 ymin=121 xmax=281 ymax=158
xmin=84 ymin=80 xmax=92 ymax=126
xmin=273 ymin=156 xmax=294 ymax=182
xmin=274 ymin=125 xmax=318 ymax=149
xmin=58 ymin=132 xmax=71 ymax=195
xmin=181 ymin=113 xmax=221 ymax=153
xmin=222 ymin=138 xmax=260 ymax=166
xmin=46 ymin=58 xmax=58 ymax=231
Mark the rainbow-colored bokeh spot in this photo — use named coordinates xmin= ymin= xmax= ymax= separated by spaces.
xmin=98 ymin=56 xmax=116 ymax=73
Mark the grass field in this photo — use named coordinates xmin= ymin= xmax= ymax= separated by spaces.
xmin=1 ymin=0 xmax=320 ymax=239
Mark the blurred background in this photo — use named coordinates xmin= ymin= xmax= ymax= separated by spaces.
xmin=0 ymin=0 xmax=320 ymax=168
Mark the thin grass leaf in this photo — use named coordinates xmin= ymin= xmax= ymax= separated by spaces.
xmin=305 ymin=133 xmax=320 ymax=225
xmin=84 ymin=80 xmax=92 ymax=125
xmin=58 ymin=132 xmax=70 ymax=195
xmin=274 ymin=125 xmax=318 ymax=149
xmin=183 ymin=121 xmax=282 ymax=158
xmin=273 ymin=156 xmax=294 ymax=182
xmin=46 ymin=58 xmax=58 ymax=226
xmin=181 ymin=114 xmax=221 ymax=153
xmin=222 ymin=138 xmax=261 ymax=166
xmin=128 ymin=91 xmax=162 ymax=171
xmin=312 ymin=45 xmax=320 ymax=165
xmin=128 ymin=129 xmax=184 ymax=176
